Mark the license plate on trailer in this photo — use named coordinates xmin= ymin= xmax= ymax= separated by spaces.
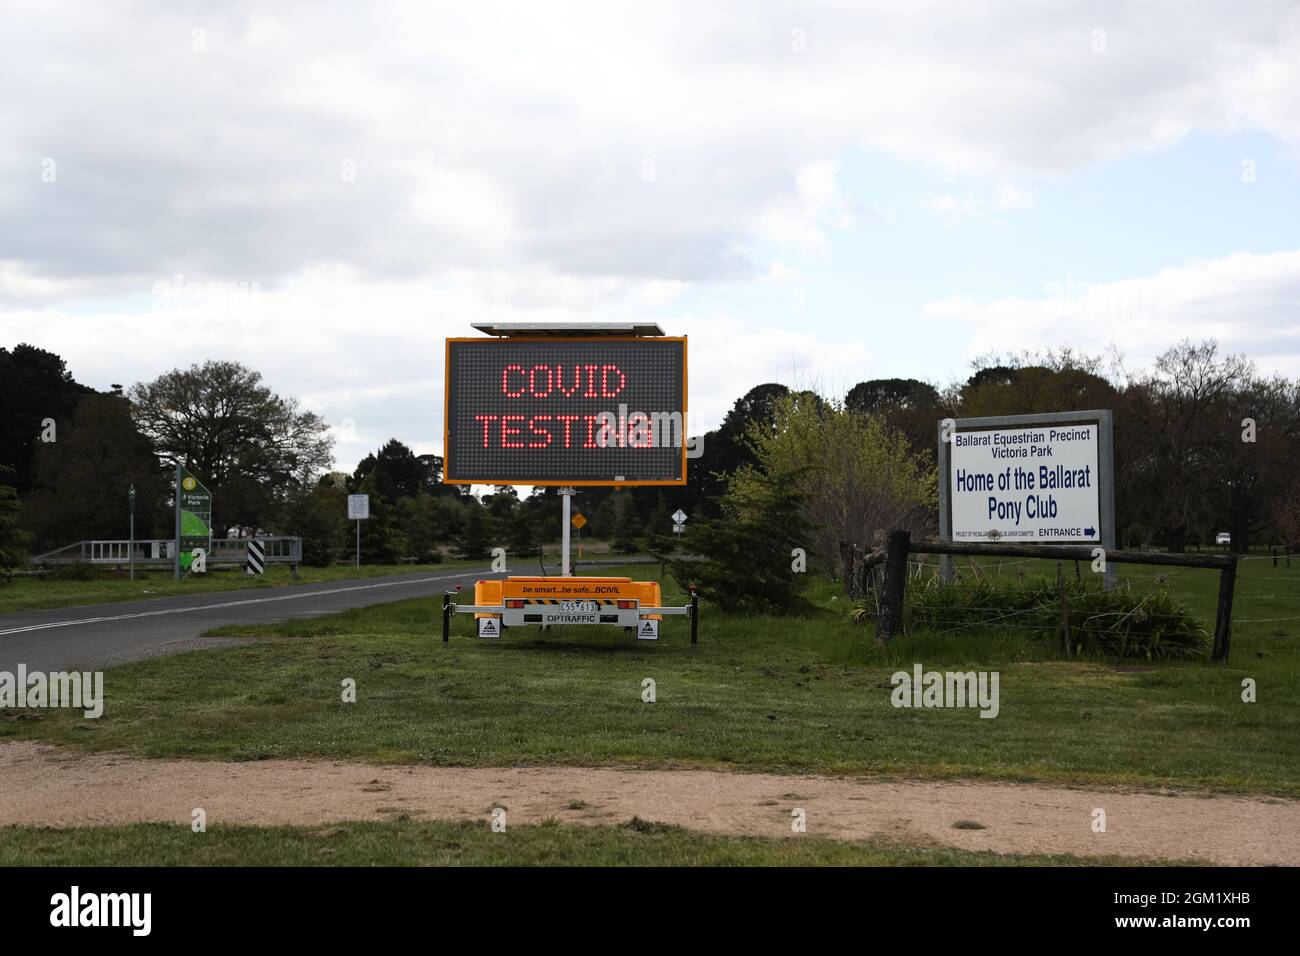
xmin=559 ymin=600 xmax=598 ymax=614
xmin=542 ymin=608 xmax=599 ymax=624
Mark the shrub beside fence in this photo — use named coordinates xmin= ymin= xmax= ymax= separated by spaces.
xmin=862 ymin=531 xmax=1239 ymax=662
xmin=904 ymin=572 xmax=1209 ymax=660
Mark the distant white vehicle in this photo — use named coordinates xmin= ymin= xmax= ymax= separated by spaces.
xmin=1215 ymin=532 xmax=1231 ymax=546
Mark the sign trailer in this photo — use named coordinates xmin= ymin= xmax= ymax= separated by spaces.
xmin=447 ymin=576 xmax=698 ymax=645
xmin=441 ymin=322 xmax=698 ymax=643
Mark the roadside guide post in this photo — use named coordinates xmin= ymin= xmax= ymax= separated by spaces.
xmin=128 ymin=484 xmax=136 ymax=581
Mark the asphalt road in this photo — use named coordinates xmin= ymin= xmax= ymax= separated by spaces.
xmin=0 ymin=568 xmax=506 ymax=672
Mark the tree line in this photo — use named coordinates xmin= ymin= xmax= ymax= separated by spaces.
xmin=675 ymin=341 xmax=1298 ymax=611
xmin=0 ymin=338 xmax=1296 ymax=576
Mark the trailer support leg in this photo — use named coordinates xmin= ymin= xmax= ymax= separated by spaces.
xmin=442 ymin=591 xmax=453 ymax=645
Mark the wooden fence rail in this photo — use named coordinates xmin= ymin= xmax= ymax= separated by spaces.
xmin=874 ymin=531 xmax=1240 ymax=662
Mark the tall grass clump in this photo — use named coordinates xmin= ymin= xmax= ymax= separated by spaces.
xmin=858 ymin=574 xmax=1209 ymax=660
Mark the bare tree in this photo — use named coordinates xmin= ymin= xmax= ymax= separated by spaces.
xmin=1121 ymin=340 xmax=1254 ymax=552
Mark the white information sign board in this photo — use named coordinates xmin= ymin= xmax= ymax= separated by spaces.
xmin=949 ymin=423 xmax=1101 ymax=542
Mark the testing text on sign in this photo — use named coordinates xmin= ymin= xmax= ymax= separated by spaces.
xmin=443 ymin=337 xmax=687 ymax=486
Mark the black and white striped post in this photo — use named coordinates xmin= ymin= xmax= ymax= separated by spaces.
xmin=245 ymin=538 xmax=266 ymax=576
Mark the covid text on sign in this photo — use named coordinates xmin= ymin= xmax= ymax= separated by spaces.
xmin=444 ymin=337 xmax=687 ymax=486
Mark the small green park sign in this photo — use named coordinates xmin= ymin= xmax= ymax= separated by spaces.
xmin=177 ymin=466 xmax=212 ymax=573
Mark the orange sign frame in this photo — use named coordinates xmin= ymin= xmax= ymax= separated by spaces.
xmin=442 ymin=336 xmax=688 ymax=487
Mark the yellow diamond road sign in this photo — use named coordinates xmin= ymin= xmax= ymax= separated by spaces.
xmin=571 ymin=512 xmax=587 ymax=529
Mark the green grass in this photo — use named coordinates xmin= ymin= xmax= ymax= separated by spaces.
xmin=4 ymin=559 xmax=1296 ymax=795
xmin=0 ymin=819 xmax=1181 ymax=866
xmin=0 ymin=561 xmax=486 ymax=615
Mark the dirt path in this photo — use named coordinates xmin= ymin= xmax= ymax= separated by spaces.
xmin=2 ymin=741 xmax=1296 ymax=864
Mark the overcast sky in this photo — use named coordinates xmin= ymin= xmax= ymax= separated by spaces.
xmin=2 ymin=1 xmax=1298 ymax=471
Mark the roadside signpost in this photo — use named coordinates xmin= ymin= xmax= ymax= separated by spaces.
xmin=672 ymin=508 xmax=687 ymax=544
xmin=348 ymin=494 xmax=370 ymax=568
xmin=938 ymin=409 xmax=1116 ymax=589
xmin=174 ymin=465 xmax=212 ymax=580
xmin=571 ymin=511 xmax=586 ymax=560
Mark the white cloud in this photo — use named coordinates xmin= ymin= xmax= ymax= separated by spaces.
xmin=680 ymin=314 xmax=874 ymax=428
xmin=760 ymin=260 xmax=808 ymax=283
xmin=0 ymin=1 xmax=1296 ymax=298
xmin=924 ymin=249 xmax=1300 ymax=375
xmin=755 ymin=161 xmax=861 ymax=251
xmin=919 ymin=181 xmax=1036 ymax=225
xmin=2 ymin=1 xmax=1298 ymax=469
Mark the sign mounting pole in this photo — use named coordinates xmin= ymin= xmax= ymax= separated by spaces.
xmin=173 ymin=461 xmax=181 ymax=581
xmin=560 ymin=486 xmax=574 ymax=576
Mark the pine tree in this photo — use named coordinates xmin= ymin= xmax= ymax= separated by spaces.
xmin=611 ymin=494 xmax=640 ymax=554
xmin=508 ymin=508 xmax=538 ymax=558
xmin=0 ymin=465 xmax=32 ymax=573
xmin=280 ymin=478 xmax=344 ymax=566
xmin=670 ymin=467 xmax=811 ymax=612
xmin=642 ymin=493 xmax=675 ymax=555
xmin=457 ymin=501 xmax=493 ymax=560
xmin=484 ymin=485 xmax=519 ymax=545
xmin=354 ymin=473 xmax=400 ymax=564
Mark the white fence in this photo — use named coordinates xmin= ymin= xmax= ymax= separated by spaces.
xmin=31 ymin=537 xmax=303 ymax=567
